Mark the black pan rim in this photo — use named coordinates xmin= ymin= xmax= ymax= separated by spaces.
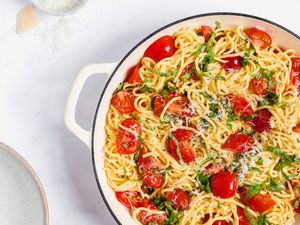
xmin=90 ymin=12 xmax=300 ymax=225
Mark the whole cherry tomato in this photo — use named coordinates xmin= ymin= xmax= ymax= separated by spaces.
xmin=144 ymin=35 xmax=176 ymax=62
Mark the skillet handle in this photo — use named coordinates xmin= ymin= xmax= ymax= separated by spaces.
xmin=65 ymin=63 xmax=118 ymax=147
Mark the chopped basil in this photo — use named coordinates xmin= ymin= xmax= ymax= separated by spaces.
xmin=140 ymin=84 xmax=153 ymax=93
xmin=161 ymin=89 xmax=168 ymax=99
xmin=180 ymin=71 xmax=192 ymax=83
xmin=267 ymin=146 xmax=295 ymax=170
xmin=201 ymin=32 xmax=216 ymax=72
xmin=240 ymin=114 xmax=256 ymax=121
xmin=215 ymin=21 xmax=221 ymax=29
xmin=133 ymin=136 xmax=143 ymax=162
xmin=200 ymin=118 xmax=211 ymax=129
xmin=266 ymin=178 xmax=284 ymax=192
xmin=257 ymin=157 xmax=264 ymax=165
xmin=147 ymin=67 xmax=178 ymax=77
xmin=258 ymin=91 xmax=278 ymax=106
xmin=196 ymin=172 xmax=211 ymax=193
xmin=226 ymin=113 xmax=235 ymax=129
xmin=143 ymin=78 xmax=153 ymax=83
xmin=192 ymin=43 xmax=206 ymax=56
xmin=200 ymin=91 xmax=214 ymax=101
xmin=276 ymin=101 xmax=296 ymax=108
xmin=213 ymin=76 xmax=225 ymax=80
xmin=114 ymin=82 xmax=124 ymax=93
xmin=150 ymin=96 xmax=155 ymax=110
xmin=156 ymin=199 xmax=182 ymax=225
xmin=169 ymin=132 xmax=185 ymax=166
xmin=242 ymin=45 xmax=255 ymax=67
xmin=247 ymin=184 xmax=263 ymax=199
xmin=244 ymin=207 xmax=258 ymax=225
xmin=132 ymin=114 xmax=155 ymax=131
xmin=294 ymin=198 xmax=300 ymax=209
xmin=249 ymin=167 xmax=262 ymax=174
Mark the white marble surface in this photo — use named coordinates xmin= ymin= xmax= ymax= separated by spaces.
xmin=0 ymin=0 xmax=299 ymax=224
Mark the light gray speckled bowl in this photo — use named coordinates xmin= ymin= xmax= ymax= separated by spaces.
xmin=0 ymin=142 xmax=48 ymax=225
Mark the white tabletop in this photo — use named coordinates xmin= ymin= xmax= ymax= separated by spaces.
xmin=0 ymin=0 xmax=299 ymax=224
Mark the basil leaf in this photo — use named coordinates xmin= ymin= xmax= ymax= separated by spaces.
xmin=266 ymin=178 xmax=284 ymax=192
xmin=161 ymin=89 xmax=168 ymax=99
xmin=181 ymin=72 xmax=191 ymax=83
xmin=240 ymin=114 xmax=256 ymax=121
xmin=242 ymin=45 xmax=255 ymax=67
xmin=192 ymin=43 xmax=206 ymax=56
xmin=215 ymin=21 xmax=221 ymax=29
xmin=226 ymin=113 xmax=235 ymax=129
xmin=196 ymin=172 xmax=211 ymax=193
xmin=147 ymin=67 xmax=178 ymax=77
xmin=294 ymin=198 xmax=300 ymax=209
xmin=140 ymin=84 xmax=150 ymax=93
xmin=169 ymin=132 xmax=185 ymax=166
xmin=247 ymin=184 xmax=262 ymax=199
xmin=244 ymin=207 xmax=257 ymax=225
xmin=143 ymin=78 xmax=153 ymax=83
xmin=114 ymin=82 xmax=124 ymax=93
xmin=133 ymin=136 xmax=143 ymax=162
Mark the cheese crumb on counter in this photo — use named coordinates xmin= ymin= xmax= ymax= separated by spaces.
xmin=17 ymin=5 xmax=38 ymax=33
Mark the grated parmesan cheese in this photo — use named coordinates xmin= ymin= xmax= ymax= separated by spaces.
xmin=34 ymin=0 xmax=83 ymax=14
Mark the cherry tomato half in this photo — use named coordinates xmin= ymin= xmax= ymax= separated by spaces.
xmin=115 ymin=191 xmax=142 ymax=208
xmin=201 ymin=26 xmax=213 ymax=42
xmin=116 ymin=118 xmax=141 ymax=154
xmin=139 ymin=199 xmax=167 ymax=225
xmin=227 ymin=95 xmax=254 ymax=118
xmin=237 ymin=207 xmax=251 ymax=225
xmin=111 ymin=91 xmax=136 ymax=114
xmin=153 ymin=92 xmax=194 ymax=119
xmin=203 ymin=215 xmax=229 ymax=225
xmin=252 ymin=109 xmax=272 ymax=133
xmin=222 ymin=133 xmax=254 ymax=153
xmin=180 ymin=63 xmax=199 ymax=81
xmin=290 ymin=57 xmax=300 ymax=95
xmin=210 ymin=171 xmax=238 ymax=199
xmin=168 ymin=129 xmax=196 ymax=163
xmin=144 ymin=35 xmax=176 ymax=62
xmin=250 ymin=77 xmax=269 ymax=97
xmin=138 ymin=151 xmax=164 ymax=189
xmin=166 ymin=189 xmax=190 ymax=210
xmin=222 ymin=56 xmax=243 ymax=72
xmin=127 ymin=64 xmax=142 ymax=84
xmin=245 ymin=28 xmax=272 ymax=50
xmin=248 ymin=194 xmax=275 ymax=212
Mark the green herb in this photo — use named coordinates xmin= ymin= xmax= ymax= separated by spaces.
xmin=200 ymin=118 xmax=211 ymax=129
xmin=213 ymin=76 xmax=225 ymax=80
xmin=133 ymin=136 xmax=143 ymax=162
xmin=267 ymin=146 xmax=294 ymax=170
xmin=201 ymin=32 xmax=216 ymax=72
xmin=133 ymin=114 xmax=155 ymax=131
xmin=215 ymin=21 xmax=221 ymax=29
xmin=276 ymin=101 xmax=296 ymax=108
xmin=294 ymin=198 xmax=300 ymax=209
xmin=249 ymin=167 xmax=262 ymax=174
xmin=143 ymin=78 xmax=153 ymax=83
xmin=150 ymin=96 xmax=155 ymax=110
xmin=157 ymin=200 xmax=182 ymax=225
xmin=140 ymin=84 xmax=154 ymax=93
xmin=244 ymin=207 xmax=257 ymax=225
xmin=161 ymin=89 xmax=168 ymax=99
xmin=247 ymin=184 xmax=263 ymax=199
xmin=266 ymin=178 xmax=284 ymax=192
xmin=242 ymin=45 xmax=255 ymax=67
xmin=200 ymin=91 xmax=214 ymax=101
xmin=243 ymin=129 xmax=254 ymax=135
xmin=257 ymin=157 xmax=264 ymax=165
xmin=196 ymin=172 xmax=211 ymax=193
xmin=258 ymin=91 xmax=278 ymax=106
xmin=169 ymin=132 xmax=185 ymax=166
xmin=226 ymin=113 xmax=235 ymax=129
xmin=192 ymin=43 xmax=206 ymax=56
xmin=195 ymin=70 xmax=213 ymax=78
xmin=181 ymin=71 xmax=192 ymax=83
xmin=217 ymin=200 xmax=222 ymax=209
xmin=240 ymin=114 xmax=256 ymax=121
xmin=147 ymin=67 xmax=178 ymax=77
xmin=257 ymin=216 xmax=269 ymax=225
xmin=114 ymin=82 xmax=124 ymax=93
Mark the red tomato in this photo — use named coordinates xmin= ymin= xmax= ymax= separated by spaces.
xmin=153 ymin=92 xmax=194 ymax=119
xmin=166 ymin=189 xmax=190 ymax=210
xmin=293 ymin=123 xmax=300 ymax=133
xmin=222 ymin=56 xmax=243 ymax=71
xmin=252 ymin=109 xmax=272 ymax=133
xmin=227 ymin=95 xmax=254 ymax=117
xmin=250 ymin=77 xmax=269 ymax=97
xmin=139 ymin=199 xmax=167 ymax=225
xmin=248 ymin=194 xmax=275 ymax=212
xmin=290 ymin=57 xmax=300 ymax=95
xmin=127 ymin=64 xmax=142 ymax=84
xmin=116 ymin=118 xmax=141 ymax=154
xmin=222 ymin=133 xmax=254 ymax=153
xmin=237 ymin=207 xmax=251 ymax=225
xmin=138 ymin=151 xmax=164 ymax=189
xmin=144 ymin=35 xmax=176 ymax=62
xmin=143 ymin=171 xmax=163 ymax=189
xmin=111 ymin=91 xmax=136 ymax=114
xmin=115 ymin=191 xmax=142 ymax=208
xmin=202 ymin=215 xmax=229 ymax=225
xmin=180 ymin=63 xmax=199 ymax=81
xmin=294 ymin=197 xmax=300 ymax=213
xmin=245 ymin=28 xmax=272 ymax=50
xmin=168 ymin=129 xmax=196 ymax=163
xmin=201 ymin=26 xmax=213 ymax=42
xmin=210 ymin=171 xmax=238 ymax=199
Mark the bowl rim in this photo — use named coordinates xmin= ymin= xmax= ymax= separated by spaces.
xmin=90 ymin=12 xmax=300 ymax=225
xmin=0 ymin=142 xmax=49 ymax=225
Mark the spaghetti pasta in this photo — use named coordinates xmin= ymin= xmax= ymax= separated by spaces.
xmin=103 ymin=23 xmax=300 ymax=225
